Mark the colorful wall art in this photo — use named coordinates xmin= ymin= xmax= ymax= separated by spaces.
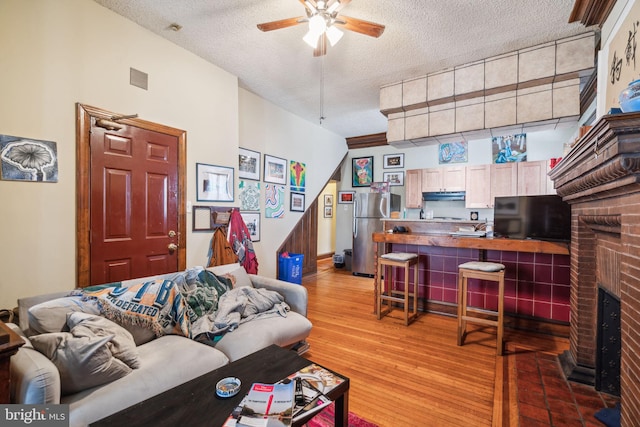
xmin=438 ymin=141 xmax=467 ymax=164
xmin=352 ymin=156 xmax=373 ymax=187
xmin=264 ymin=184 xmax=285 ymax=218
xmin=239 ymin=180 xmax=260 ymax=211
xmin=492 ymin=133 xmax=527 ymax=163
xmin=0 ymin=135 xmax=58 ymax=182
xmin=290 ymin=160 xmax=306 ymax=192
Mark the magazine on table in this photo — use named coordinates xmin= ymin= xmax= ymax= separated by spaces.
xmin=288 ymin=378 xmax=332 ymax=423
xmin=223 ymin=382 xmax=295 ymax=427
xmin=284 ymin=363 xmax=345 ymax=395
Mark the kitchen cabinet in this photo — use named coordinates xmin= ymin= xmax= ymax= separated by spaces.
xmin=491 ymin=163 xmax=518 ymax=199
xmin=405 ymin=169 xmax=423 ymax=208
xmin=465 ymin=164 xmax=491 ymax=208
xmin=421 ymin=166 xmax=466 ymax=192
xmin=517 ymin=160 xmax=555 ymax=195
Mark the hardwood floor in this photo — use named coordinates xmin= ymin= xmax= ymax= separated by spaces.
xmin=301 ymin=259 xmax=569 ymax=427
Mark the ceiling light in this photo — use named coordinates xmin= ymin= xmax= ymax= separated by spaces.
xmin=326 ymin=25 xmax=343 ymax=46
xmin=308 ymin=14 xmax=327 ymax=35
xmin=303 ymin=30 xmax=320 ymax=48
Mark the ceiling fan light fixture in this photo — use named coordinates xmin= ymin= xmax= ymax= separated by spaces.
xmin=303 ymin=30 xmax=321 ymax=48
xmin=308 ymin=14 xmax=327 ymax=35
xmin=326 ymin=25 xmax=343 ymax=46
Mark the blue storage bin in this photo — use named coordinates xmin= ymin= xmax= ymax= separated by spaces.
xmin=278 ymin=253 xmax=304 ymax=284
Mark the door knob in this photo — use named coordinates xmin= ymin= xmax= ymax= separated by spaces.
xmin=168 ymin=230 xmax=176 ymax=238
xmin=168 ymin=243 xmax=178 ymax=252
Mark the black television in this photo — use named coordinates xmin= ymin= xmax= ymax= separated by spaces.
xmin=493 ymin=195 xmax=571 ymax=242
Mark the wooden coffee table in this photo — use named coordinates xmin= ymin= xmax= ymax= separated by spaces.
xmin=91 ymin=344 xmax=349 ymax=427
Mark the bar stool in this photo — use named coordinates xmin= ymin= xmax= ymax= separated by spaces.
xmin=377 ymin=252 xmax=419 ymax=325
xmin=457 ymin=261 xmax=506 ymax=355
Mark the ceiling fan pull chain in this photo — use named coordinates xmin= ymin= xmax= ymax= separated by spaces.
xmin=320 ymin=50 xmax=325 ymax=125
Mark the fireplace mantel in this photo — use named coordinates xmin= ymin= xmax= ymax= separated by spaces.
xmin=549 ymin=112 xmax=640 ymax=425
xmin=549 ymin=112 xmax=640 ymax=201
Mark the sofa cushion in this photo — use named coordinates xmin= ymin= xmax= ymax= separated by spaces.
xmin=30 ymin=313 xmax=140 ymax=395
xmin=27 ymin=296 xmax=101 ymax=335
xmin=214 ymin=312 xmax=312 ymax=362
xmin=63 ymin=335 xmax=229 ymax=427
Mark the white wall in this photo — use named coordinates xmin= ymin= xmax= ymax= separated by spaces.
xmin=317 ymin=182 xmax=337 ymax=256
xmin=0 ymin=0 xmax=346 ymax=309
xmin=334 ymin=125 xmax=578 ymax=253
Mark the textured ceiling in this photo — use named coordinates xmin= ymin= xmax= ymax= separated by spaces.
xmin=93 ymin=0 xmax=589 ymax=138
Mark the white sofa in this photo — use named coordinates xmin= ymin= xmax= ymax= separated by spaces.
xmin=7 ymin=263 xmax=312 ymax=427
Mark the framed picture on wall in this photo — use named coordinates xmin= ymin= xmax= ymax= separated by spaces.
xmin=290 ymin=192 xmax=305 ymax=212
xmin=324 ymin=194 xmax=333 ymax=206
xmin=196 ymin=163 xmax=234 ymax=202
xmin=238 ymin=148 xmax=260 ymax=181
xmin=338 ymin=191 xmax=355 ymax=204
xmin=352 ymin=156 xmax=374 ymax=187
xmin=383 ymin=171 xmax=404 ymax=186
xmin=383 ymin=153 xmax=404 ymax=169
xmin=264 ymin=154 xmax=287 ymax=184
xmin=240 ymin=211 xmax=260 ymax=242
xmin=324 ymin=206 xmax=333 ymax=218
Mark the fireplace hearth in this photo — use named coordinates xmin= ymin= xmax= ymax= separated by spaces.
xmin=549 ymin=112 xmax=640 ymax=426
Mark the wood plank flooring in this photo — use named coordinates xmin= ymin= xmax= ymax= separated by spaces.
xmin=301 ymin=260 xmax=569 ymax=427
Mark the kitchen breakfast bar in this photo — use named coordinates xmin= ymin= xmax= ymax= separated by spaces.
xmin=372 ymin=219 xmax=571 ymax=325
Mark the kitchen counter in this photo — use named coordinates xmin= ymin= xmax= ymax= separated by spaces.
xmin=373 ymin=232 xmax=570 ymax=255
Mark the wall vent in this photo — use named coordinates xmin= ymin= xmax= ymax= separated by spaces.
xmin=130 ymin=67 xmax=148 ymax=90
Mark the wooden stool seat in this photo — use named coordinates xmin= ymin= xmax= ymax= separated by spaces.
xmin=457 ymin=261 xmax=506 ymax=356
xmin=377 ymin=253 xmax=419 ymax=325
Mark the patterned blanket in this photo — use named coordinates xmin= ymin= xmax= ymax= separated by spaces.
xmin=79 ymin=267 xmax=288 ymax=342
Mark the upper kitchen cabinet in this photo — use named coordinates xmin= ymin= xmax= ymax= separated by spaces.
xmin=491 ymin=163 xmax=518 ymax=199
xmin=517 ymin=160 xmax=555 ymax=195
xmin=465 ymin=164 xmax=491 ymax=208
xmin=405 ymin=169 xmax=423 ymax=208
xmin=421 ymin=166 xmax=466 ymax=192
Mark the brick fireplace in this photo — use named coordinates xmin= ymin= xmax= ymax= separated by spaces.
xmin=549 ymin=112 xmax=640 ymax=425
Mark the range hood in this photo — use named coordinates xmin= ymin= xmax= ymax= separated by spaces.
xmin=422 ymin=191 xmax=466 ymax=201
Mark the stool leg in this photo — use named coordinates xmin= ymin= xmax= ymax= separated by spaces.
xmin=404 ymin=262 xmax=409 ymax=325
xmin=497 ymin=274 xmax=505 ymax=356
xmin=376 ymin=262 xmax=383 ymax=320
xmin=412 ymin=261 xmax=418 ymax=319
xmin=457 ymin=271 xmax=465 ymax=346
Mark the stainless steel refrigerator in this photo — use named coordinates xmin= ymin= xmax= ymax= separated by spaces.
xmin=352 ymin=192 xmax=401 ymax=276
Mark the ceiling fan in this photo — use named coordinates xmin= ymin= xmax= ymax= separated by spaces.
xmin=257 ymin=0 xmax=385 ymax=56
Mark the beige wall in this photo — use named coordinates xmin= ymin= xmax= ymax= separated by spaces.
xmin=0 ymin=0 xmax=346 ymax=309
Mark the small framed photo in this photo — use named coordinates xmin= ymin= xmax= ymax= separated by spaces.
xmin=383 ymin=153 xmax=404 ymax=169
xmin=338 ymin=191 xmax=355 ymax=204
xmin=324 ymin=194 xmax=333 ymax=206
xmin=383 ymin=171 xmax=404 ymax=186
xmin=196 ymin=163 xmax=234 ymax=202
xmin=352 ymin=156 xmax=374 ymax=187
xmin=264 ymin=154 xmax=287 ymax=185
xmin=238 ymin=148 xmax=260 ymax=181
xmin=290 ymin=192 xmax=305 ymax=212
xmin=240 ymin=211 xmax=260 ymax=242
xmin=324 ymin=206 xmax=333 ymax=218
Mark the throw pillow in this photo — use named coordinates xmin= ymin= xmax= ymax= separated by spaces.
xmin=29 ymin=312 xmax=140 ymax=395
xmin=30 ymin=332 xmax=131 ymax=395
xmin=226 ymin=267 xmax=253 ymax=288
xmin=28 ymin=296 xmax=101 ymax=334
xmin=66 ymin=312 xmax=139 ymax=369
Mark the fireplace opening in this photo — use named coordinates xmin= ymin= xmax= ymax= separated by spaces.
xmin=596 ymin=286 xmax=621 ymax=397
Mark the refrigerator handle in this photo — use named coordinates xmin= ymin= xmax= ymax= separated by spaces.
xmin=353 ymin=198 xmax=358 ymax=237
xmin=379 ymin=195 xmax=389 ymax=218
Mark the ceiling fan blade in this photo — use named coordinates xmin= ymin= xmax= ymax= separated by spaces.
xmin=335 ymin=15 xmax=385 ymax=38
xmin=313 ymin=33 xmax=328 ymax=57
xmin=257 ymin=16 xmax=305 ymax=32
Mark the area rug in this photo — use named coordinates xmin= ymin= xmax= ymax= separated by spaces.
xmin=304 ymin=403 xmax=378 ymax=427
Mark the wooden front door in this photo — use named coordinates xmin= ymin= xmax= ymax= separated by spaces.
xmin=77 ymin=104 xmax=186 ymax=286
